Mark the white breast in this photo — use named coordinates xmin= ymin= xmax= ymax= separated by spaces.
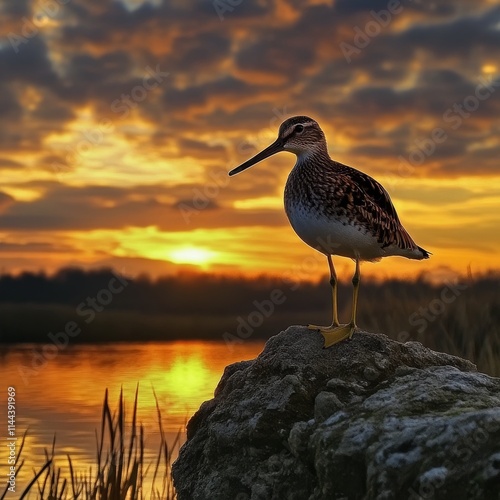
xmin=285 ymin=201 xmax=386 ymax=261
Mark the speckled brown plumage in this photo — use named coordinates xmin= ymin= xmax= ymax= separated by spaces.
xmin=284 ymin=154 xmax=426 ymax=255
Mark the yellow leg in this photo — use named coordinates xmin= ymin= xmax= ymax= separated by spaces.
xmin=328 ymin=254 xmax=340 ymax=327
xmin=308 ymin=255 xmax=340 ymax=332
xmin=349 ymin=257 xmax=360 ymax=330
xmin=309 ymin=258 xmax=360 ymax=348
xmin=308 ymin=255 xmax=339 ymax=330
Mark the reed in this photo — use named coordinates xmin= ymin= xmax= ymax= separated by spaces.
xmin=1 ymin=387 xmax=180 ymax=500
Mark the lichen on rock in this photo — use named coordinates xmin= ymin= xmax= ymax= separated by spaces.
xmin=172 ymin=326 xmax=500 ymax=500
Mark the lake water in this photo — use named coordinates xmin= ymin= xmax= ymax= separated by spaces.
xmin=0 ymin=341 xmax=265 ymax=497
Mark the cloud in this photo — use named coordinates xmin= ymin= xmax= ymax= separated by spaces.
xmin=0 ymin=158 xmax=23 ymax=169
xmin=0 ymin=182 xmax=286 ymax=232
xmin=0 ymin=241 xmax=76 ymax=253
xmin=0 ymin=35 xmax=57 ymax=86
xmin=0 ymin=192 xmax=15 ymax=211
xmin=169 ymin=33 xmax=231 ymax=71
xmin=176 ymin=138 xmax=226 ymax=157
xmin=163 ymin=76 xmax=259 ymax=115
xmin=0 ymin=0 xmax=31 ymax=17
xmin=399 ymin=6 xmax=500 ymax=57
xmin=0 ymin=84 xmax=22 ymax=120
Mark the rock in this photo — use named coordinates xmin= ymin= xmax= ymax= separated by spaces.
xmin=172 ymin=326 xmax=500 ymax=500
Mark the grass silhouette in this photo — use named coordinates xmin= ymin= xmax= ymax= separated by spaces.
xmin=1 ymin=387 xmax=180 ymax=500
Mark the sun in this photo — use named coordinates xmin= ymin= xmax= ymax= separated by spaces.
xmin=168 ymin=246 xmax=218 ymax=267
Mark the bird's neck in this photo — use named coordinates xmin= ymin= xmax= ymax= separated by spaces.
xmin=295 ymin=146 xmax=333 ymax=173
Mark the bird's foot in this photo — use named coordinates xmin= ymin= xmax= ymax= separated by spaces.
xmin=307 ymin=323 xmax=356 ymax=348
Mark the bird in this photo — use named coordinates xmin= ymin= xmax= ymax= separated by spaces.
xmin=228 ymin=116 xmax=430 ymax=348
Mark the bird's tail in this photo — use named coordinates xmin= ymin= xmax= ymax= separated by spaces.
xmin=418 ymin=246 xmax=431 ymax=259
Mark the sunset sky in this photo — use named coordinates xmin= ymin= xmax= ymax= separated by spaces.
xmin=0 ymin=0 xmax=499 ymax=281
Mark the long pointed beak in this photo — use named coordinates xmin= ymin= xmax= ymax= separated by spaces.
xmin=228 ymin=139 xmax=283 ymax=176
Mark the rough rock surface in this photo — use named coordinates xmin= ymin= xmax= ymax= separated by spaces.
xmin=172 ymin=326 xmax=500 ymax=500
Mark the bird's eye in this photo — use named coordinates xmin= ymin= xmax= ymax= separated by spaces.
xmin=295 ymin=125 xmax=304 ymax=134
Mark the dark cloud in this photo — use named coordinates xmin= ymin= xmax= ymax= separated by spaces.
xmin=61 ymin=0 xmax=160 ymax=47
xmin=335 ymin=0 xmax=456 ymax=17
xmin=334 ymin=0 xmax=405 ymax=15
xmin=176 ymin=138 xmax=226 ymax=157
xmin=0 ymin=85 xmax=22 ymax=119
xmin=0 ymin=158 xmax=23 ymax=169
xmin=37 ymin=154 xmax=70 ymax=173
xmin=66 ymin=51 xmax=133 ymax=86
xmin=0 ymin=1 xmax=31 ymax=17
xmin=0 ymin=181 xmax=285 ymax=232
xmin=0 ymin=36 xmax=58 ymax=86
xmin=357 ymin=5 xmax=500 ymax=66
xmin=393 ymin=185 xmax=499 ymax=205
xmin=32 ymin=93 xmax=75 ymax=122
xmin=174 ymin=199 xmax=220 ymax=211
xmin=59 ymin=0 xmax=246 ymax=53
xmin=403 ymin=6 xmax=500 ymax=55
xmin=0 ymin=241 xmax=75 ymax=253
xmin=163 ymin=76 xmax=257 ymax=114
xmin=0 ymin=85 xmax=25 ymax=149
xmin=236 ymin=34 xmax=316 ymax=79
xmin=337 ymin=70 xmax=500 ymax=122
xmin=178 ymin=102 xmax=293 ymax=135
xmin=170 ymin=33 xmax=231 ymax=71
xmin=0 ymin=191 xmax=15 ymax=211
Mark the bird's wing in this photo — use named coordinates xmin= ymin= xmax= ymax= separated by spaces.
xmin=335 ymin=163 xmax=418 ymax=251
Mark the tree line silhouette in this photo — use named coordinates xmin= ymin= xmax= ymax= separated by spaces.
xmin=0 ymin=267 xmax=498 ymax=374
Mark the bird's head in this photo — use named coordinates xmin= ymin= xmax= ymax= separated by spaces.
xmin=229 ymin=116 xmax=327 ymax=176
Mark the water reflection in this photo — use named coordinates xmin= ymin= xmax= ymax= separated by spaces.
xmin=0 ymin=341 xmax=264 ymax=495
